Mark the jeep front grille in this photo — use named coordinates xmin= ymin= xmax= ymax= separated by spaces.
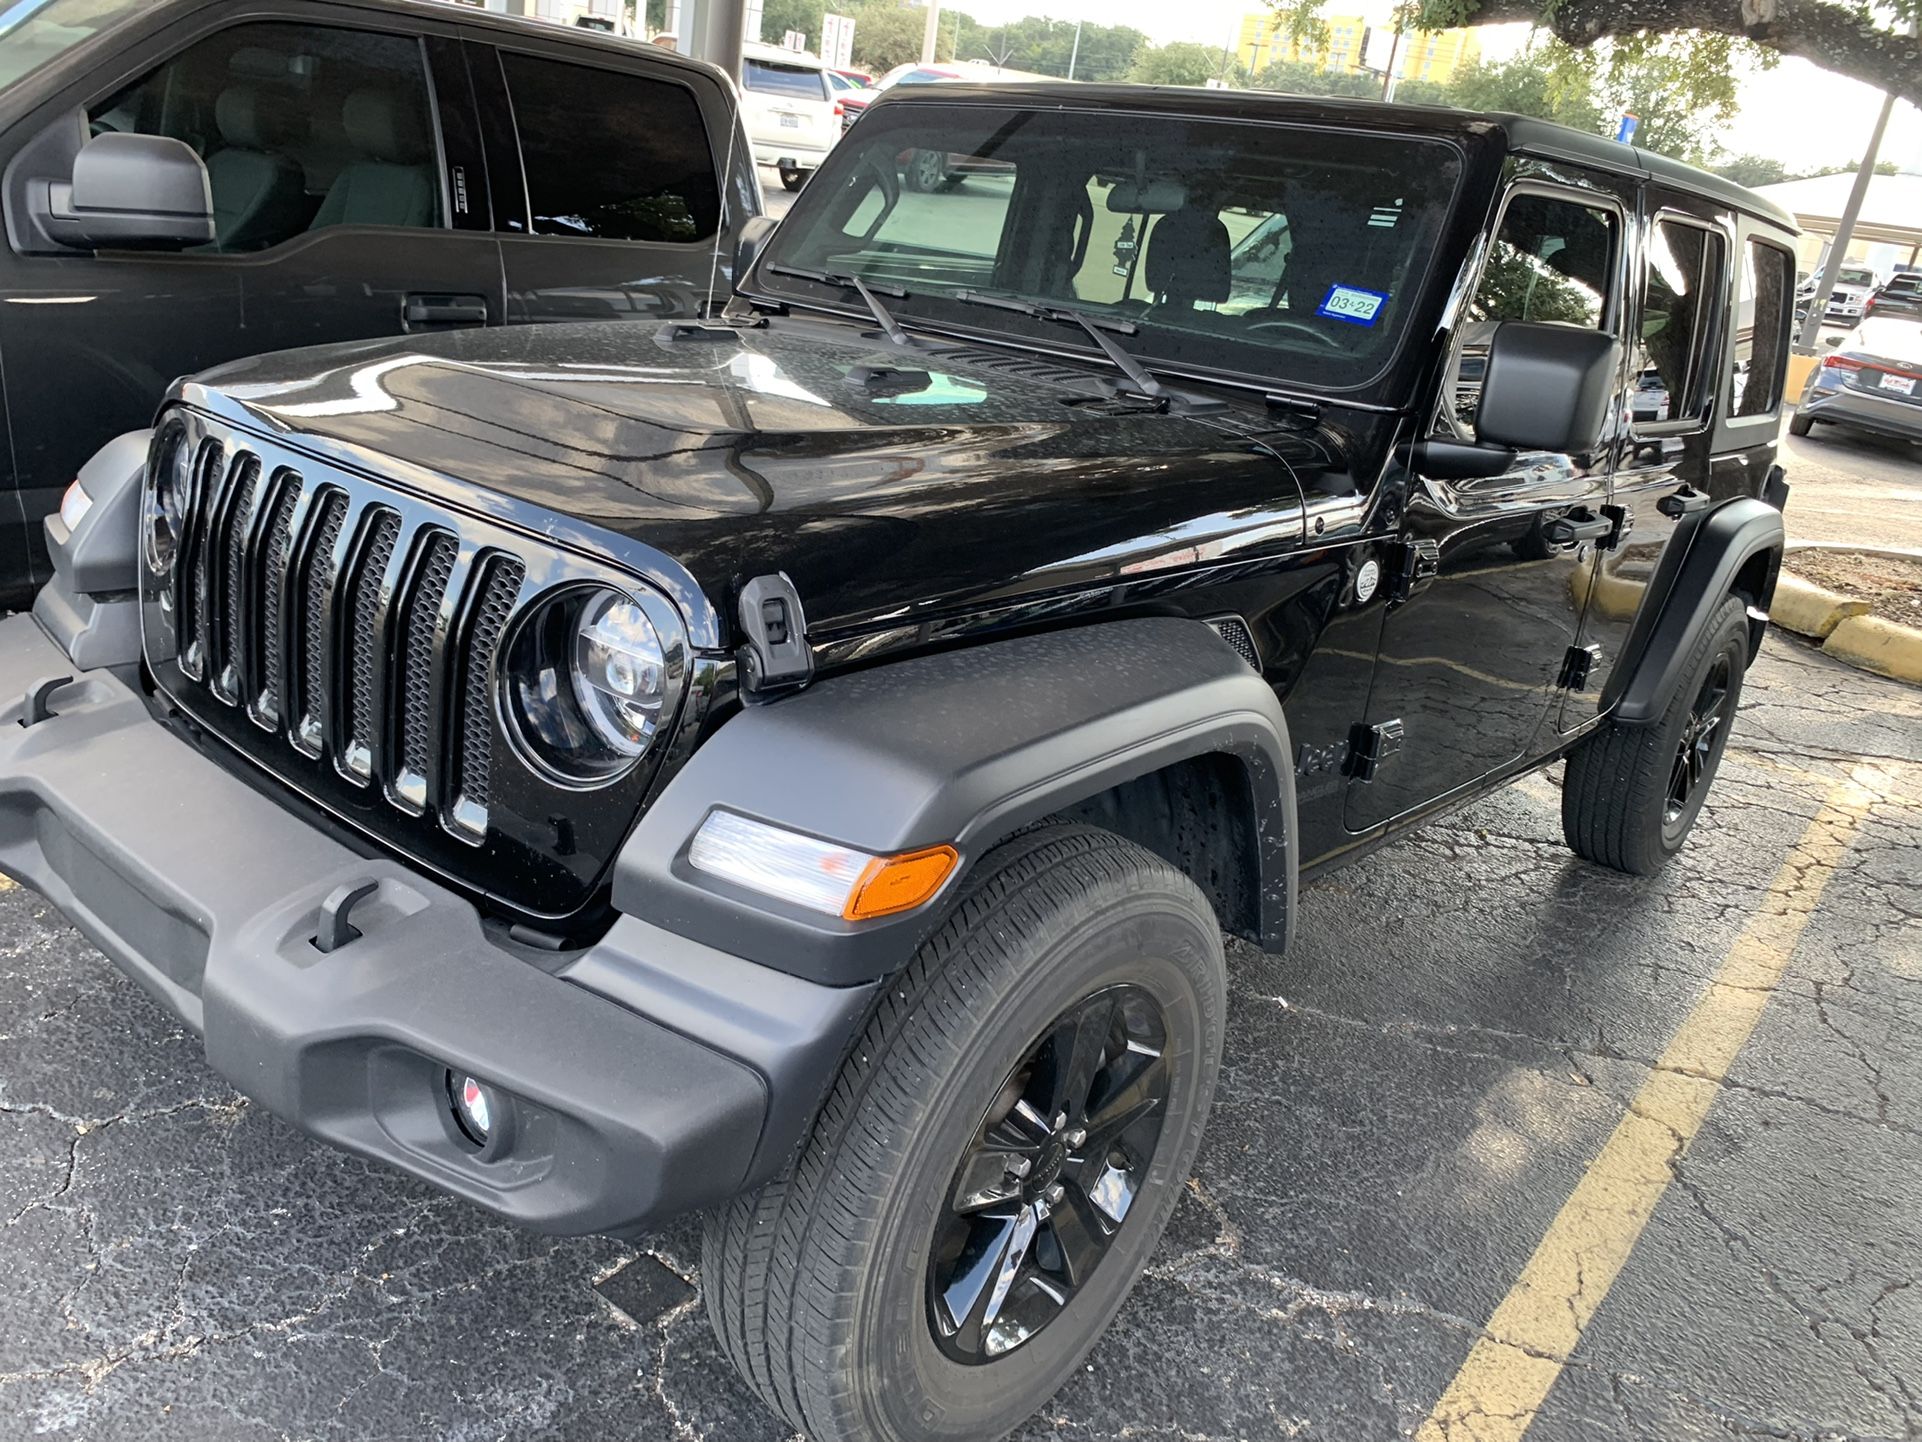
xmin=158 ymin=432 xmax=526 ymax=843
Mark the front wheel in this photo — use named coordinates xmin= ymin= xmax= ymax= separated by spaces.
xmin=1562 ymin=592 xmax=1750 ymax=874
xmin=903 ymin=148 xmax=950 ymax=192
xmin=703 ymin=825 xmax=1227 ymax=1442
xmin=1788 ymin=410 xmax=1815 ymax=437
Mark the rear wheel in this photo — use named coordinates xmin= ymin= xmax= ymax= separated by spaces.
xmin=1562 ymin=592 xmax=1750 ymax=874
xmin=702 ymin=825 xmax=1227 ymax=1442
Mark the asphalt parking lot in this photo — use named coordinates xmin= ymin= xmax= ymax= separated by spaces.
xmin=2 ymin=620 xmax=1919 ymax=1442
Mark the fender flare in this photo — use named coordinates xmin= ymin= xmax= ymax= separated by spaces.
xmin=1601 ymin=493 xmax=1784 ymax=724
xmin=615 ymin=617 xmax=1298 ymax=987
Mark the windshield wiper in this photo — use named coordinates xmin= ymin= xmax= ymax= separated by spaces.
xmin=952 ymin=290 xmax=1164 ymax=400
xmin=766 ymin=264 xmax=913 ymax=347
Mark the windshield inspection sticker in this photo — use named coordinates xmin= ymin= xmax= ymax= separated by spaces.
xmin=1317 ymin=285 xmax=1389 ymax=326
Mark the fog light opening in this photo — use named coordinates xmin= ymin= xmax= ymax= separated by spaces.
xmin=448 ymin=1070 xmax=497 ymax=1149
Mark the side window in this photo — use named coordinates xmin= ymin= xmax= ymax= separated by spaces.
xmin=1730 ymin=238 xmax=1793 ymax=418
xmin=89 ymin=23 xmax=441 ymax=253
xmin=1446 ymin=191 xmax=1618 ymax=429
xmin=501 ymin=53 xmax=720 ymax=244
xmin=1633 ymin=217 xmax=1726 ymax=429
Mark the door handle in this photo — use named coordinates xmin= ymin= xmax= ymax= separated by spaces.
xmin=1657 ymin=485 xmax=1712 ymax=518
xmin=403 ymin=293 xmax=490 ymax=327
xmin=1542 ymin=508 xmax=1613 ymax=547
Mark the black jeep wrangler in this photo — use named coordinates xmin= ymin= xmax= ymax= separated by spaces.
xmin=2 ymin=86 xmax=1796 ymax=1442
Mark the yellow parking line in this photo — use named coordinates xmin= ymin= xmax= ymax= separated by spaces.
xmin=1416 ymin=765 xmax=1883 ymax=1442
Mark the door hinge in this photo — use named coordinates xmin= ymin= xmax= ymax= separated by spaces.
xmin=736 ymin=572 xmax=813 ymax=703
xmin=1385 ymin=539 xmax=1440 ymax=606
xmin=1559 ymin=642 xmax=1602 ymax=690
xmin=1346 ymin=718 xmax=1405 ymax=782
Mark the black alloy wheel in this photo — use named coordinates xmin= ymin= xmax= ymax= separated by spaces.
xmin=928 ymin=985 xmax=1169 ymax=1363
xmin=1664 ymin=650 xmax=1731 ymax=840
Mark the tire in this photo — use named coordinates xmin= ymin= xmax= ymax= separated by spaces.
xmin=1562 ymin=592 xmax=1750 ymax=875
xmin=903 ymin=148 xmax=947 ymax=192
xmin=1788 ymin=410 xmax=1814 ymax=437
xmin=703 ymin=825 xmax=1228 ymax=1442
xmin=779 ymin=167 xmax=805 ymax=192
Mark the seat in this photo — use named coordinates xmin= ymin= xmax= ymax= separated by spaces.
xmin=1144 ymin=207 xmax=1232 ymax=314
xmin=310 ymin=91 xmax=435 ymax=231
xmin=204 ymin=87 xmax=306 ymax=252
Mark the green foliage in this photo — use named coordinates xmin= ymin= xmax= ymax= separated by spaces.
xmin=1250 ymin=57 xmax=1378 ymax=96
xmin=1127 ymin=40 xmax=1236 ymax=87
xmin=757 ymin=0 xmax=825 ymax=48
xmin=947 ymin=12 xmax=1148 ymax=80
xmin=847 ymin=2 xmax=933 ymax=72
xmin=1711 ymin=153 xmax=1791 ymax=188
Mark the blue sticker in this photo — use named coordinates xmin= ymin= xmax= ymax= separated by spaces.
xmin=1316 ymin=284 xmax=1389 ymax=326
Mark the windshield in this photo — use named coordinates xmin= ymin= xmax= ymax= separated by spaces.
xmin=0 ymin=0 xmax=144 ymax=94
xmin=744 ymin=58 xmax=828 ymax=102
xmin=756 ymin=103 xmax=1464 ymax=391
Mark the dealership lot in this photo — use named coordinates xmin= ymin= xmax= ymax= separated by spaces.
xmin=1 ymin=626 xmax=1916 ymax=1442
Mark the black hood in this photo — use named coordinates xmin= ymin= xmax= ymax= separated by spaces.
xmin=187 ymin=317 xmax=1328 ymax=644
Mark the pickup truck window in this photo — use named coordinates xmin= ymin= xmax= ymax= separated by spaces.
xmin=502 ymin=51 xmax=720 ymax=244
xmin=763 ymin=103 xmax=1463 ymax=391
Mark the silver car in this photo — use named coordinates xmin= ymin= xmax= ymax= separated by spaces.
xmin=1791 ymin=316 xmax=1922 ymax=447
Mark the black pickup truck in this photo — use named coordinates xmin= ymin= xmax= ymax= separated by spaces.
xmin=2 ymin=84 xmax=1796 ymax=1442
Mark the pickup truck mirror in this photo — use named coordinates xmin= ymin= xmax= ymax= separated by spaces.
xmin=734 ymin=215 xmax=778 ymax=288
xmin=44 ymin=133 xmax=214 ymax=251
xmin=1475 ymin=320 xmax=1622 ymax=455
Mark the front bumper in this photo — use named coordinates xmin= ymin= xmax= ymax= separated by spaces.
xmin=1800 ymin=381 xmax=1922 ymax=442
xmin=0 ymin=613 xmax=872 ymax=1236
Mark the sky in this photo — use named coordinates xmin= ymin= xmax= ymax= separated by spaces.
xmin=942 ymin=0 xmax=1922 ymax=174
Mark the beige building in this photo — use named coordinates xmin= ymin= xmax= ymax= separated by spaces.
xmin=1237 ymin=11 xmax=1480 ymax=85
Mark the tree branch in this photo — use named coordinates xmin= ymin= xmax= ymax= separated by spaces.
xmin=1418 ymin=0 xmax=1922 ymax=111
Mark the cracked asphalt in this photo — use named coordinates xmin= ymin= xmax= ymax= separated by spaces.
xmin=2 ymin=628 xmax=1919 ymax=1442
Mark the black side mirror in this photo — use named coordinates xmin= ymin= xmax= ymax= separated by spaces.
xmin=47 ymin=133 xmax=213 ymax=251
xmin=733 ymin=214 xmax=778 ymax=289
xmin=1475 ymin=320 xmax=1622 ymax=455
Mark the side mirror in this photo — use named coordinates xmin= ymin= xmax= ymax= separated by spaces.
xmin=733 ymin=214 xmax=778 ymax=289
xmin=50 ymin=133 xmax=213 ymax=250
xmin=1475 ymin=320 xmax=1622 ymax=455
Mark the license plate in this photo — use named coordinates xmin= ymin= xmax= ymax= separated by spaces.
xmin=1879 ymin=372 xmax=1917 ymax=396
xmin=779 ymin=113 xmax=800 ymax=128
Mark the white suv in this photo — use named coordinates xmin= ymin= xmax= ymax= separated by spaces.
xmin=740 ymin=43 xmax=837 ymax=191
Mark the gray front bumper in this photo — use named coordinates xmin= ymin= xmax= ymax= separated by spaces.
xmin=0 ymin=613 xmax=871 ymax=1236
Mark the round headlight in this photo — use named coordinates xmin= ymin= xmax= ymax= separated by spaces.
xmin=503 ymin=585 xmax=678 ymax=785
xmin=145 ymin=434 xmax=193 ymax=577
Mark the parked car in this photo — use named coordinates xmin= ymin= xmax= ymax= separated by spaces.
xmin=5 ymin=86 xmax=1796 ymax=1442
xmin=0 ymin=0 xmax=758 ymax=608
xmin=739 ymin=41 xmax=838 ymax=190
xmin=1791 ymin=316 xmax=1922 ymax=446
xmin=828 ymin=68 xmax=871 ymax=131
xmin=1864 ymin=272 xmax=1922 ymax=322
xmin=1815 ymin=263 xmax=1879 ymax=323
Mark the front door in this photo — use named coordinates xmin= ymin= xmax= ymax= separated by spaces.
xmin=0 ymin=14 xmax=502 ymax=593
xmin=1346 ymin=183 xmax=1629 ymax=832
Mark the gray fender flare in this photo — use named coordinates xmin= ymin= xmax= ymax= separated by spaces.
xmin=1601 ymin=494 xmax=1785 ymax=724
xmin=616 ymin=617 xmax=1298 ymax=988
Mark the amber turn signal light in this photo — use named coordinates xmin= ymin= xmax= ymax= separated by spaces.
xmin=843 ymin=845 xmax=960 ymax=921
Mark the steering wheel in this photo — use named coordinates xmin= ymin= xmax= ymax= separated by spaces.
xmin=1246 ymin=317 xmax=1347 ymax=351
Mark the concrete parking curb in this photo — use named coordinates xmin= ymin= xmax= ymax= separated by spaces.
xmin=1774 ymin=546 xmax=1922 ymax=686
xmin=1770 ymin=573 xmax=1871 ymax=640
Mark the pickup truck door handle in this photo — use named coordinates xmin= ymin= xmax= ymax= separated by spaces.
xmin=403 ymin=293 xmax=490 ymax=328
xmin=1657 ymin=485 xmax=1712 ymax=518
xmin=1542 ymin=508 xmax=1613 ymax=547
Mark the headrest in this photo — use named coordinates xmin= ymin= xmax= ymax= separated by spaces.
xmin=1145 ymin=208 xmax=1231 ymax=304
xmin=1106 ymin=178 xmax=1187 ymax=214
xmin=342 ymin=90 xmax=423 ymax=162
xmin=215 ymin=87 xmax=292 ymax=151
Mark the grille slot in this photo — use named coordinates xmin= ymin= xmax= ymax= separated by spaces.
xmin=342 ymin=509 xmax=402 ymax=781
xmin=395 ymin=531 xmax=459 ymax=811
xmin=253 ymin=475 xmax=302 ymax=724
xmin=1205 ymin=615 xmax=1260 ymax=671
xmin=448 ymin=556 xmax=525 ymax=838
xmin=214 ymin=454 xmax=261 ymax=700
xmin=295 ymin=491 xmax=350 ymax=756
xmin=180 ymin=439 xmax=225 ymax=681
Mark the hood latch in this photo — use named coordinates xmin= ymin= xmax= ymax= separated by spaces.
xmin=736 ymin=572 xmax=814 ymax=703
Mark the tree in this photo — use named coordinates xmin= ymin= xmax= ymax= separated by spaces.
xmin=1271 ymin=0 xmax=1922 ymax=112
xmin=1713 ymin=153 xmax=1792 ymax=188
xmin=1128 ymin=41 xmax=1237 ymax=87
xmin=757 ymin=0 xmax=826 ymax=48
xmin=848 ymin=0 xmax=930 ymax=72
xmin=1249 ymin=57 xmax=1376 ymax=96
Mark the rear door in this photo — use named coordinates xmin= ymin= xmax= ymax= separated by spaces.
xmin=481 ymin=40 xmax=732 ymax=325
xmin=1346 ymin=179 xmax=1630 ymax=832
xmin=0 ymin=6 xmax=501 ymax=590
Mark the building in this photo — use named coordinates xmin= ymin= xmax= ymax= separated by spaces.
xmin=1237 ymin=10 xmax=1479 ymax=85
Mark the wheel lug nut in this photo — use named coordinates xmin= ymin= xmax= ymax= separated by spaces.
xmin=1066 ymin=1127 xmax=1087 ymax=1147
xmin=1053 ymin=1111 xmax=1068 ymax=1130
xmin=1046 ymin=1183 xmax=1065 ymax=1205
xmin=1008 ymin=1158 xmax=1032 ymax=1179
